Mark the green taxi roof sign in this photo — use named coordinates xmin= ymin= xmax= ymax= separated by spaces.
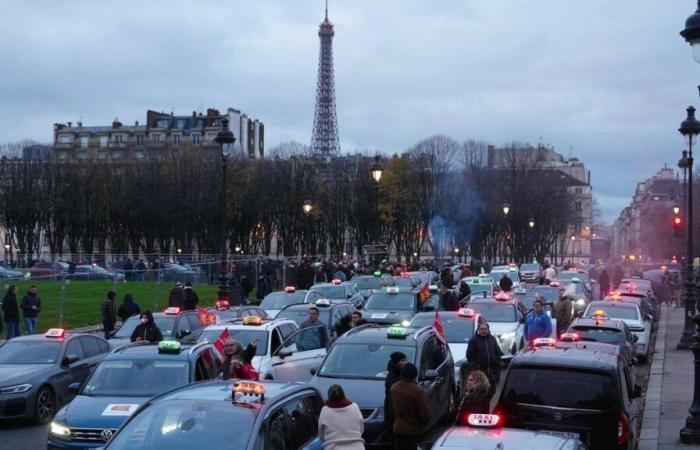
xmin=373 ymin=271 xmax=381 ymax=277
xmin=158 ymin=340 xmax=181 ymax=354
xmin=387 ymin=326 xmax=408 ymax=339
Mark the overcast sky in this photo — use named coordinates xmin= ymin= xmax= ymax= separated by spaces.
xmin=0 ymin=0 xmax=698 ymax=223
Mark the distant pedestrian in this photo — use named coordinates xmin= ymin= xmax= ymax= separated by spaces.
xmin=598 ymin=269 xmax=610 ymax=299
xmin=466 ymin=321 xmax=502 ymax=396
xmin=544 ymin=265 xmax=557 ymax=282
xmin=439 ymin=284 xmax=459 ymax=311
xmin=256 ymin=273 xmax=272 ymax=301
xmin=2 ymin=285 xmax=20 ymax=339
xmin=524 ymin=298 xmax=553 ymax=342
xmin=101 ymin=291 xmax=118 ymax=339
xmin=390 ymin=363 xmax=431 ymax=450
xmin=499 ymin=275 xmax=513 ymax=293
xmin=117 ymin=293 xmax=141 ymax=322
xmin=318 ymin=384 xmax=365 ymax=450
xmin=167 ymin=280 xmax=185 ymax=309
xmin=553 ymin=292 xmax=573 ymax=336
xmin=124 ymin=259 xmax=134 ymax=281
xmin=130 ymin=311 xmax=163 ymax=343
xmin=456 ymin=369 xmax=491 ymax=425
xmin=20 ymin=285 xmax=41 ymax=334
xmin=240 ymin=275 xmax=253 ymax=301
xmin=183 ymin=282 xmax=199 ymax=310
xmin=136 ymin=259 xmax=147 ymax=281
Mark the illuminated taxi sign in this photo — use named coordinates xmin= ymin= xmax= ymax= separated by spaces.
xmin=571 ymin=277 xmax=581 ymax=283
xmin=592 ymin=309 xmax=608 ymax=321
xmin=458 ymin=308 xmax=475 ymax=318
xmin=467 ymin=413 xmax=500 ymax=427
xmin=560 ymin=332 xmax=579 ymax=342
xmin=386 ymin=287 xmax=399 ymax=294
xmin=215 ymin=300 xmax=229 ymax=311
xmin=315 ymin=299 xmax=331 ymax=307
xmin=387 ymin=326 xmax=408 ymax=339
xmin=164 ymin=307 xmax=181 ymax=315
xmin=471 ymin=278 xmax=480 ymax=284
xmin=158 ymin=340 xmax=181 ymax=354
xmin=233 ymin=381 xmax=265 ymax=402
xmin=400 ymin=272 xmax=409 ymax=278
xmin=509 ymin=267 xmax=517 ymax=272
xmin=533 ymin=337 xmax=556 ymax=347
xmin=373 ymin=271 xmax=381 ymax=277
xmin=284 ymin=286 xmax=296 ymax=293
xmin=610 ymin=291 xmax=621 ymax=301
xmin=242 ymin=316 xmax=262 ymax=326
xmin=331 ymin=278 xmax=342 ymax=285
xmin=549 ymin=281 xmax=561 ymax=288
xmin=494 ymin=292 xmax=510 ymax=302
xmin=45 ymin=328 xmax=65 ymax=338
xmin=429 ymin=284 xmax=438 ymax=292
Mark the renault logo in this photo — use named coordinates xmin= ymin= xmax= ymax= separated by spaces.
xmin=101 ymin=429 xmax=113 ymax=441
xmin=554 ymin=412 xmax=563 ymax=421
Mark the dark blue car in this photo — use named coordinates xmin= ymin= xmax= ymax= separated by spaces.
xmin=47 ymin=341 xmax=222 ymax=449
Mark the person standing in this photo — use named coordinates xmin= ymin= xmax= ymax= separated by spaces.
xmin=598 ymin=269 xmax=610 ymax=299
xmin=456 ymin=370 xmax=491 ymax=425
xmin=101 ymin=291 xmax=118 ymax=339
xmin=167 ymin=281 xmax=185 ymax=309
xmin=20 ymin=285 xmax=41 ymax=334
xmin=544 ymin=264 xmax=557 ymax=282
xmin=466 ymin=321 xmax=502 ymax=396
xmin=297 ymin=307 xmax=329 ymax=350
xmin=318 ymin=384 xmax=365 ymax=450
xmin=124 ymin=259 xmax=134 ymax=281
xmin=2 ymin=285 xmax=20 ymax=339
xmin=231 ymin=341 xmax=259 ymax=380
xmin=183 ymin=282 xmax=199 ymax=311
xmin=350 ymin=311 xmax=367 ymax=328
xmin=221 ymin=337 xmax=244 ymax=379
xmin=130 ymin=311 xmax=163 ymax=343
xmin=524 ymin=299 xmax=553 ymax=342
xmin=136 ymin=259 xmax=147 ymax=282
xmin=438 ymin=284 xmax=459 ymax=311
xmin=390 ymin=363 xmax=431 ymax=450
xmin=383 ymin=352 xmax=407 ymax=444
xmin=499 ymin=275 xmax=513 ymax=293
xmin=553 ymin=292 xmax=573 ymax=337
xmin=117 ymin=293 xmax=141 ymax=322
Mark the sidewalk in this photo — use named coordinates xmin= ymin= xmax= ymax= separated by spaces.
xmin=638 ymin=305 xmax=698 ymax=450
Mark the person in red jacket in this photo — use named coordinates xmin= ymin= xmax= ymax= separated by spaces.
xmin=232 ymin=341 xmax=259 ymax=381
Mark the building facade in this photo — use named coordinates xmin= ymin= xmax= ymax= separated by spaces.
xmin=52 ymin=107 xmax=264 ymax=161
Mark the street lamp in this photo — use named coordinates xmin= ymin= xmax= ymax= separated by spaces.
xmin=3 ymin=244 xmax=9 ymax=265
xmin=528 ymin=218 xmax=535 ymax=229
xmin=234 ymin=245 xmax=241 ymax=253
xmin=502 ymin=203 xmax=510 ymax=216
xmin=215 ymin=117 xmax=235 ymax=302
xmin=674 ymin=204 xmax=682 ymax=215
xmin=303 ymin=199 xmax=313 ymax=215
xmin=371 ymin=155 xmax=384 ymax=183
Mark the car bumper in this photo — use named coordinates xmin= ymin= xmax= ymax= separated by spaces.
xmin=0 ymin=391 xmax=34 ymax=420
xmin=47 ymin=438 xmax=108 ymax=450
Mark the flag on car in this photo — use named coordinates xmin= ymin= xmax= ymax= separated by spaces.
xmin=433 ymin=310 xmax=446 ymax=345
xmin=213 ymin=328 xmax=230 ymax=354
xmin=418 ymin=282 xmax=431 ymax=304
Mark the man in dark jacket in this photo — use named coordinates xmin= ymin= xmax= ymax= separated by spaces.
xmin=183 ymin=282 xmax=199 ymax=310
xmin=390 ymin=363 xmax=431 ymax=450
xmin=499 ymin=275 xmax=513 ymax=293
xmin=439 ymin=285 xmax=459 ymax=311
xmin=167 ymin=281 xmax=185 ymax=309
xmin=598 ymin=269 xmax=610 ymax=299
xmin=117 ymin=294 xmax=141 ymax=322
xmin=101 ymin=291 xmax=117 ymax=339
xmin=130 ymin=311 xmax=163 ymax=343
xmin=383 ymin=351 xmax=407 ymax=442
xmin=20 ymin=285 xmax=41 ymax=334
xmin=2 ymin=285 xmax=20 ymax=339
xmin=466 ymin=321 xmax=502 ymax=395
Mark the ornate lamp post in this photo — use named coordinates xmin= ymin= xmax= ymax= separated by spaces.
xmin=303 ymin=199 xmax=313 ymax=215
xmin=677 ymin=152 xmax=693 ymax=350
xmin=371 ymin=155 xmax=384 ymax=183
xmin=502 ymin=203 xmax=510 ymax=216
xmin=215 ymin=118 xmax=235 ymax=302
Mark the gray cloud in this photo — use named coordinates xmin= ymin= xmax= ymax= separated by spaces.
xmin=0 ymin=0 xmax=696 ymax=222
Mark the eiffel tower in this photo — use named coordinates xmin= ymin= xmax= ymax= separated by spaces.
xmin=310 ymin=0 xmax=340 ymax=157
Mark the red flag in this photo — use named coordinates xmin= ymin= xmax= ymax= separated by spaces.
xmin=213 ymin=328 xmax=230 ymax=354
xmin=418 ymin=282 xmax=431 ymax=304
xmin=433 ymin=310 xmax=446 ymax=345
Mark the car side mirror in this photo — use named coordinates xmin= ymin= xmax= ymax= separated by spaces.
xmin=634 ymin=384 xmax=642 ymax=398
xmin=277 ymin=351 xmax=292 ymax=359
xmin=68 ymin=382 xmax=81 ymax=394
xmin=421 ymin=369 xmax=439 ymax=382
xmin=62 ymin=354 xmax=79 ymax=366
xmin=310 ymin=366 xmax=319 ymax=376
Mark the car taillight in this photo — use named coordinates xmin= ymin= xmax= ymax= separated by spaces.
xmin=618 ymin=411 xmax=629 ymax=445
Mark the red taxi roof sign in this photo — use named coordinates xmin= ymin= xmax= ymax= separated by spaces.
xmin=233 ymin=381 xmax=265 ymax=402
xmin=458 ymin=308 xmax=475 ymax=318
xmin=164 ymin=307 xmax=180 ymax=315
xmin=467 ymin=413 xmax=500 ymax=427
xmin=45 ymin=328 xmax=65 ymax=338
xmin=549 ymin=281 xmax=561 ymax=287
xmin=494 ymin=292 xmax=510 ymax=301
xmin=284 ymin=286 xmax=296 ymax=293
xmin=331 ymin=279 xmax=342 ymax=285
xmin=560 ymin=332 xmax=579 ymax=342
xmin=215 ymin=300 xmax=229 ymax=311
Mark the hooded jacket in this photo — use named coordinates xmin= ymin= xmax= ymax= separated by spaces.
xmin=524 ymin=310 xmax=553 ymax=341
xmin=466 ymin=333 xmax=502 ymax=385
xmin=117 ymin=294 xmax=141 ymax=322
xmin=130 ymin=311 xmax=163 ymax=343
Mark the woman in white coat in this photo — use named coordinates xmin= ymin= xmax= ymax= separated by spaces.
xmin=318 ymin=384 xmax=364 ymax=450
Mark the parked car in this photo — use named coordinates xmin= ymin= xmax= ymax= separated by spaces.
xmin=29 ymin=261 xmax=69 ymax=280
xmin=67 ymin=265 xmax=125 ymax=281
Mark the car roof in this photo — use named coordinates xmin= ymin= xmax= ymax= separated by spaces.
xmin=337 ymin=325 xmax=430 ymax=345
xmin=203 ymin=320 xmax=288 ymax=331
xmin=571 ymin=317 xmax=626 ymax=330
xmin=587 ymin=300 xmax=638 ymax=310
xmin=511 ymin=346 xmax=620 ymax=371
xmin=469 ymin=296 xmax=517 ymax=305
xmin=376 ymin=286 xmax=415 ymax=293
xmin=437 ymin=426 xmax=581 ymax=449
xmin=108 ymin=342 xmax=204 ymax=360
xmin=279 ymin=301 xmax=348 ymax=311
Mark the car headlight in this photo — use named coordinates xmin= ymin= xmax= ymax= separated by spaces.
xmin=575 ymin=299 xmax=586 ymax=306
xmin=0 ymin=383 xmax=32 ymax=395
xmin=50 ymin=422 xmax=71 ymax=437
xmin=401 ymin=320 xmax=411 ymax=327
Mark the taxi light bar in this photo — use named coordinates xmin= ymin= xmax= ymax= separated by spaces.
xmin=429 ymin=284 xmax=438 ymax=292
xmin=495 ymin=293 xmax=510 ymax=302
xmin=386 ymin=287 xmax=399 ymax=294
xmin=45 ymin=328 xmax=65 ymax=338
xmin=571 ymin=277 xmax=581 ymax=283
xmin=284 ymin=286 xmax=296 ymax=293
xmin=509 ymin=267 xmax=517 ymax=272
xmin=233 ymin=381 xmax=265 ymax=401
xmin=215 ymin=300 xmax=230 ymax=311
xmin=458 ymin=308 xmax=475 ymax=318
xmin=560 ymin=332 xmax=579 ymax=342
xmin=315 ymin=299 xmax=331 ymax=307
xmin=533 ymin=337 xmax=557 ymax=348
xmin=593 ymin=309 xmax=608 ymax=320
xmin=164 ymin=307 xmax=180 ymax=315
xmin=471 ymin=278 xmax=480 ymax=284
xmin=242 ymin=315 xmax=262 ymax=326
xmin=158 ymin=340 xmax=182 ymax=354
xmin=373 ymin=271 xmax=381 ymax=277
xmin=331 ymin=278 xmax=342 ymax=285
xmin=549 ymin=281 xmax=561 ymax=287
xmin=401 ymin=320 xmax=411 ymax=327
xmin=467 ymin=413 xmax=501 ymax=427
xmin=387 ymin=326 xmax=408 ymax=339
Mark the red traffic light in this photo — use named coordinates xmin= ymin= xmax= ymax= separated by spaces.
xmin=673 ymin=214 xmax=683 ymax=238
xmin=675 ymin=217 xmax=682 ymax=225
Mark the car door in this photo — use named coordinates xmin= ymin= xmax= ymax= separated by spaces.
xmin=418 ymin=336 xmax=446 ymax=423
xmin=271 ymin=325 xmax=327 ymax=382
xmin=79 ymin=336 xmax=108 ymax=369
xmin=60 ymin=338 xmax=90 ymax=401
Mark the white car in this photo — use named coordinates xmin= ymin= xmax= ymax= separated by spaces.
xmin=489 ymin=265 xmax=521 ymax=288
xmin=433 ymin=414 xmax=587 ymax=449
xmin=583 ymin=300 xmax=652 ymax=363
xmin=196 ymin=316 xmax=327 ymax=381
xmin=467 ymin=296 xmax=526 ymax=359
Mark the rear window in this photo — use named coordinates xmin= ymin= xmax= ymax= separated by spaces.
xmin=504 ymin=367 xmax=618 ymax=410
xmin=569 ymin=326 xmax=624 ymax=345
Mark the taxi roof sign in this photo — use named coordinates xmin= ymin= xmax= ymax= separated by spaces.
xmin=45 ymin=328 xmax=65 ymax=338
xmin=386 ymin=286 xmax=399 ymax=294
xmin=509 ymin=267 xmax=517 ymax=272
xmin=549 ymin=281 xmax=561 ymax=287
xmin=467 ymin=413 xmax=500 ymax=428
xmin=429 ymin=284 xmax=438 ymax=292
xmin=571 ymin=277 xmax=581 ymax=283
xmin=387 ymin=326 xmax=408 ymax=339
xmin=233 ymin=381 xmax=265 ymax=402
xmin=315 ymin=298 xmax=331 ymax=307
xmin=284 ymin=286 xmax=296 ymax=293
xmin=331 ymin=278 xmax=342 ymax=285
xmin=215 ymin=300 xmax=230 ymax=311
xmin=164 ymin=307 xmax=181 ymax=315
xmin=373 ymin=271 xmax=381 ymax=277
xmin=533 ymin=337 xmax=556 ymax=347
xmin=458 ymin=308 xmax=475 ymax=318
xmin=243 ymin=316 xmax=262 ymax=326
xmin=158 ymin=340 xmax=181 ymax=354
xmin=560 ymin=332 xmax=579 ymax=342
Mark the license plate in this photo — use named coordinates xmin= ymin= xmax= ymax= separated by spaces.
xmin=540 ymin=430 xmax=580 ymax=440
xmin=371 ymin=313 xmax=387 ymax=319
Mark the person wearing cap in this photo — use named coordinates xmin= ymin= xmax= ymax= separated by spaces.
xmin=383 ymin=352 xmax=408 ymax=443
xmin=524 ymin=298 xmax=553 ymax=343
xmin=100 ymin=291 xmax=117 ymax=339
xmin=553 ymin=290 xmax=573 ymax=337
xmin=389 ymin=363 xmax=431 ymax=450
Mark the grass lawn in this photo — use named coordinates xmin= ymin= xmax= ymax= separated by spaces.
xmin=3 ymin=280 xmax=221 ymax=332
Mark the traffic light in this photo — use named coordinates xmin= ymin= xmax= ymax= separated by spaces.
xmin=673 ymin=214 xmax=683 ymax=238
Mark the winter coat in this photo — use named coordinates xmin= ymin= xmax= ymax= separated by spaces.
xmin=167 ymin=286 xmax=185 ymax=309
xmin=390 ymin=380 xmax=431 ymax=435
xmin=101 ymin=299 xmax=117 ymax=327
xmin=524 ymin=310 xmax=553 ymax=341
xmin=553 ymin=298 xmax=573 ymax=328
xmin=130 ymin=312 xmax=163 ymax=343
xmin=183 ymin=287 xmax=199 ymax=311
xmin=318 ymin=401 xmax=365 ymax=450
xmin=117 ymin=295 xmax=140 ymax=322
xmin=440 ymin=292 xmax=459 ymax=311
xmin=499 ymin=276 xmax=513 ymax=292
xmin=20 ymin=292 xmax=41 ymax=318
xmin=1 ymin=292 xmax=19 ymax=322
xmin=383 ymin=362 xmax=403 ymax=430
xmin=466 ymin=334 xmax=502 ymax=387
xmin=599 ymin=270 xmax=610 ymax=296
xmin=456 ymin=389 xmax=490 ymax=424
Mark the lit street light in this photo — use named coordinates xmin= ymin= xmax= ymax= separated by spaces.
xmin=674 ymin=204 xmax=682 ymax=215
xmin=371 ymin=155 xmax=384 ymax=183
xmin=303 ymin=199 xmax=313 ymax=215
xmin=528 ymin=218 xmax=535 ymax=229
xmin=502 ymin=203 xmax=510 ymax=216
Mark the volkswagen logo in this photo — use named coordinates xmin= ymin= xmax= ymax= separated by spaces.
xmin=101 ymin=429 xmax=113 ymax=442
xmin=554 ymin=412 xmax=563 ymax=421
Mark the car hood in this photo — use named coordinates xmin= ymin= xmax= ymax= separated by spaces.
xmin=449 ymin=343 xmax=468 ymax=362
xmin=363 ymin=309 xmax=413 ymax=324
xmin=60 ymin=395 xmax=149 ymax=428
xmin=488 ymin=323 xmax=519 ymax=337
xmin=310 ymin=376 xmax=385 ymax=409
xmin=0 ymin=364 xmax=53 ymax=386
xmin=265 ymin=310 xmax=281 ymax=319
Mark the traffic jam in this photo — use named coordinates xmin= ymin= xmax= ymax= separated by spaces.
xmin=0 ymin=264 xmax=661 ymax=449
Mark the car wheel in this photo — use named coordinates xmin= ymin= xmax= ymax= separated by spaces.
xmin=34 ymin=386 xmax=56 ymax=425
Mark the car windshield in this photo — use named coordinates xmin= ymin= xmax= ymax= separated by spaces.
xmin=520 ymin=264 xmax=540 ymax=271
xmin=365 ymin=293 xmax=416 ymax=311
xmin=585 ymin=306 xmax=639 ymax=320
xmin=197 ymin=329 xmax=268 ymax=356
xmin=310 ymin=285 xmax=346 ymax=299
xmin=469 ymin=302 xmax=517 ymax=322
xmin=504 ymin=367 xmax=618 ymax=411
xmin=569 ymin=327 xmax=624 ymax=345
xmin=260 ymin=292 xmax=305 ymax=310
xmin=524 ymin=288 xmax=559 ymax=307
xmin=115 ymin=316 xmax=176 ymax=338
xmin=0 ymin=340 xmax=61 ymax=364
xmin=105 ymin=398 xmax=254 ymax=450
xmin=318 ymin=343 xmax=416 ymax=379
xmin=411 ymin=315 xmax=474 ymax=343
xmin=489 ymin=271 xmax=519 ymax=283
xmin=276 ymin=309 xmax=331 ymax=328
xmin=467 ymin=283 xmax=492 ymax=295
xmin=353 ymin=277 xmax=383 ymax=290
xmin=82 ymin=360 xmax=189 ymax=397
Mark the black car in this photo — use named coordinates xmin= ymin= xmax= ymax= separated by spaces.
xmin=350 ymin=275 xmax=386 ymax=301
xmin=565 ymin=316 xmax=637 ymax=368
xmin=496 ymin=342 xmax=641 ymax=449
xmin=108 ymin=308 xmax=205 ymax=349
xmin=309 ymin=324 xmax=455 ymax=445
